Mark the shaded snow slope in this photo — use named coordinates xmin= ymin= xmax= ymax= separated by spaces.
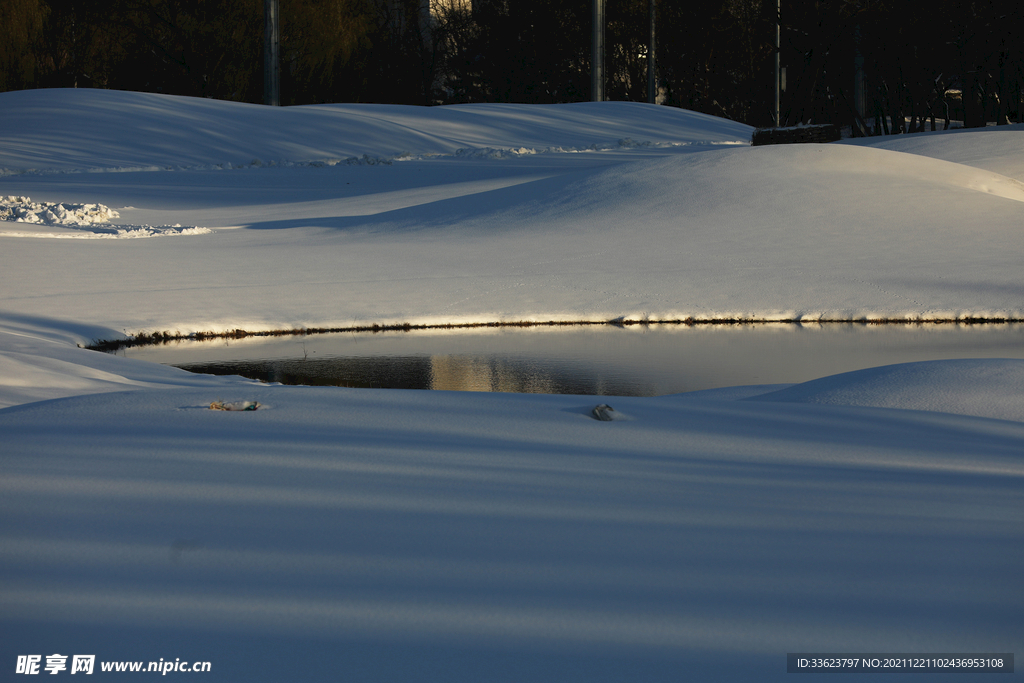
xmin=0 ymin=89 xmax=752 ymax=173
xmin=747 ymin=358 xmax=1024 ymax=422
xmin=3 ymin=380 xmax=1022 ymax=682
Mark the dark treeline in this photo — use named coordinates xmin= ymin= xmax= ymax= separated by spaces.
xmin=2 ymin=0 xmax=1022 ymax=130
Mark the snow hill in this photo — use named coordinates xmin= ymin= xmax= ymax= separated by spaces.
xmin=0 ymin=88 xmax=751 ymax=172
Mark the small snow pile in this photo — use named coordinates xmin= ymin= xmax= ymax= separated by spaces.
xmin=748 ymin=359 xmax=1024 ymax=423
xmin=1 ymin=195 xmax=120 ymax=226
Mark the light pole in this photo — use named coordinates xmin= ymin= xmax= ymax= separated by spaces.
xmin=774 ymin=0 xmax=780 ymax=126
xmin=264 ymin=0 xmax=280 ymax=106
xmin=647 ymin=0 xmax=656 ymax=103
xmin=592 ymin=0 xmax=605 ymax=101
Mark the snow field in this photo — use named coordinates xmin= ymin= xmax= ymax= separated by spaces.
xmin=0 ymin=89 xmax=1022 ymax=681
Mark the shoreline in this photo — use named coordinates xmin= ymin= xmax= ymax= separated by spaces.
xmin=87 ymin=316 xmax=1024 ymax=352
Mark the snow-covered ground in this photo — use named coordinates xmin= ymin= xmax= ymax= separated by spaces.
xmin=1 ymin=89 xmax=1022 ymax=681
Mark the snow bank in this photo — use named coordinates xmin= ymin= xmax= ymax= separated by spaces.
xmin=748 ymin=358 xmax=1024 ymax=422
xmin=0 ymin=316 xmax=255 ymax=409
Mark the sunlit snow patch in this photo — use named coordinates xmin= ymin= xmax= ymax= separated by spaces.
xmin=0 ymin=196 xmax=210 ymax=238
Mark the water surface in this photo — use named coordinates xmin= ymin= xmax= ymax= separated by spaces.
xmin=118 ymin=323 xmax=1024 ymax=396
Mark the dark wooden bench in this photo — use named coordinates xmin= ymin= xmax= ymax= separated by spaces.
xmin=751 ymin=124 xmax=841 ymax=146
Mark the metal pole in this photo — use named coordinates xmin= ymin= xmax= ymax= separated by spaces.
xmin=647 ymin=0 xmax=656 ymax=104
xmin=592 ymin=0 xmax=605 ymax=102
xmin=264 ymin=0 xmax=280 ymax=106
xmin=774 ymin=0 xmax=780 ymax=126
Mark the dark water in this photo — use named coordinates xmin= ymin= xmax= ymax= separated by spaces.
xmin=120 ymin=323 xmax=1024 ymax=397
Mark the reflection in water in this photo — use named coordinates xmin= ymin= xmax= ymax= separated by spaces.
xmin=123 ymin=323 xmax=1024 ymax=397
xmin=431 ymin=356 xmax=555 ymax=394
xmin=175 ymin=354 xmax=650 ymax=396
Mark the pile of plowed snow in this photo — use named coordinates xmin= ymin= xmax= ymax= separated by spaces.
xmin=1 ymin=195 xmax=119 ymax=225
xmin=0 ymin=196 xmax=210 ymax=238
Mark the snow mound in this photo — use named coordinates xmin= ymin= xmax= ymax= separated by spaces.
xmin=0 ymin=89 xmax=753 ymax=172
xmin=491 ymin=142 xmax=1024 ymax=235
xmin=1 ymin=195 xmax=119 ymax=225
xmin=747 ymin=359 xmax=1024 ymax=422
xmin=840 ymin=123 xmax=1024 ymax=182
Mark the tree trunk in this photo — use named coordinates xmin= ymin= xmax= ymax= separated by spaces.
xmin=963 ymin=70 xmax=983 ymax=128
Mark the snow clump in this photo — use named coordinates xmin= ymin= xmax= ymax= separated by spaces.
xmin=1 ymin=195 xmax=120 ymax=226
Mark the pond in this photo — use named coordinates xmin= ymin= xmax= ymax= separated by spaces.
xmin=117 ymin=322 xmax=1024 ymax=397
